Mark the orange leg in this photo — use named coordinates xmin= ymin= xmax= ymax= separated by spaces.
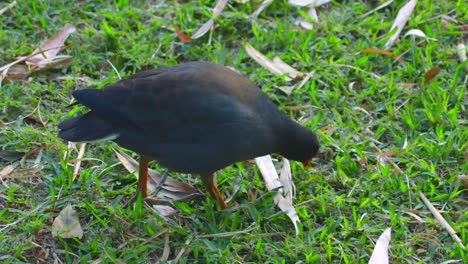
xmin=202 ymin=174 xmax=227 ymax=210
xmin=138 ymin=156 xmax=150 ymax=198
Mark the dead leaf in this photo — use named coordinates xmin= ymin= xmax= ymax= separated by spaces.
xmin=51 ymin=205 xmax=83 ymax=239
xmin=456 ymin=43 xmax=467 ymax=73
xmin=384 ymin=0 xmax=417 ymax=49
xmin=25 ymin=24 xmax=76 ymax=69
xmin=423 ymin=67 xmax=441 ymax=83
xmin=114 ymin=149 xmax=200 ymax=201
xmin=245 ymin=43 xmax=303 ymax=81
xmin=362 ymin=48 xmax=395 ymax=57
xmin=368 ymin=228 xmax=391 ymax=264
xmin=288 ymin=0 xmax=330 ymax=7
xmin=403 ymin=29 xmax=437 ymax=41
xmin=174 ymin=24 xmax=192 ymax=43
xmin=0 ymin=0 xmax=16 ymax=16
xmin=152 ymin=205 xmax=178 ymax=217
xmin=250 ymin=0 xmax=273 ymax=19
xmin=188 ymin=0 xmax=228 ymax=41
xmin=279 ymin=158 xmax=294 ymax=202
xmin=255 ymin=155 xmax=301 ymax=235
xmin=0 ymin=165 xmax=15 ymax=178
xmin=0 ymin=24 xmax=75 ymax=83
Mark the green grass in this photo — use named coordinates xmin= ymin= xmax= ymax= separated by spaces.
xmin=1 ymin=0 xmax=467 ymax=263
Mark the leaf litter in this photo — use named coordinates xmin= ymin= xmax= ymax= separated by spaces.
xmin=0 ymin=24 xmax=75 ymax=83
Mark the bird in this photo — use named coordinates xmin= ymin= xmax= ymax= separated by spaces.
xmin=58 ymin=61 xmax=319 ymax=209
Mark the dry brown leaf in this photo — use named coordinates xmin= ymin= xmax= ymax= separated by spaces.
xmin=456 ymin=24 xmax=468 ymax=31
xmin=368 ymin=228 xmax=391 ymax=264
xmin=255 ymin=155 xmax=300 ymax=235
xmin=362 ymin=48 xmax=395 ymax=57
xmin=0 ymin=165 xmax=15 ymax=178
xmin=423 ymin=67 xmax=441 ymax=83
xmin=174 ymin=24 xmax=192 ymax=43
xmin=114 ymin=149 xmax=200 ymax=201
xmin=25 ymin=24 xmax=76 ymax=69
xmin=384 ymin=0 xmax=417 ymax=49
xmin=0 ymin=64 xmax=29 ymax=82
xmin=51 ymin=205 xmax=83 ymax=239
xmin=0 ymin=24 xmax=75 ymax=83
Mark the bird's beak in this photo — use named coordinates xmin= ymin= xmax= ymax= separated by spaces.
xmin=302 ymin=161 xmax=311 ymax=169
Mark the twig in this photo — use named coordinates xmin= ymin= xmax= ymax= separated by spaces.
xmin=106 ymin=59 xmax=121 ymax=80
xmin=419 ymin=191 xmax=465 ymax=250
xmin=72 ymin=143 xmax=86 ymax=181
xmin=0 ymin=0 xmax=16 ymax=16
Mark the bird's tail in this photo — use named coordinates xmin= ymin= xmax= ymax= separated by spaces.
xmin=58 ymin=112 xmax=119 ymax=143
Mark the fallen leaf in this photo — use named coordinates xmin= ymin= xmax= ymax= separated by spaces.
xmin=362 ymin=48 xmax=395 ymax=57
xmin=384 ymin=0 xmax=417 ymax=49
xmin=255 ymin=155 xmax=301 ymax=235
xmin=250 ymin=0 xmax=273 ymax=19
xmin=403 ymin=29 xmax=437 ymax=41
xmin=0 ymin=24 xmax=75 ymax=83
xmin=288 ymin=0 xmax=330 ymax=7
xmin=245 ymin=43 xmax=303 ymax=81
xmin=191 ymin=0 xmax=229 ymax=40
xmin=114 ymin=149 xmax=200 ymax=201
xmin=368 ymin=228 xmax=391 ymax=264
xmin=423 ymin=67 xmax=441 ymax=83
xmin=456 ymin=43 xmax=467 ymax=73
xmin=174 ymin=24 xmax=192 ymax=43
xmin=51 ymin=205 xmax=83 ymax=239
xmin=279 ymin=158 xmax=294 ymax=202
xmin=0 ymin=0 xmax=16 ymax=16
xmin=152 ymin=205 xmax=178 ymax=217
xmin=25 ymin=24 xmax=76 ymax=69
xmin=0 ymin=165 xmax=15 ymax=178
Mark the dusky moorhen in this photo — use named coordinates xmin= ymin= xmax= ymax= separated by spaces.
xmin=58 ymin=62 xmax=319 ymax=209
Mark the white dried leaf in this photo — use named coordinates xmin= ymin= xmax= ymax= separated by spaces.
xmin=289 ymin=0 xmax=330 ymax=7
xmin=52 ymin=205 xmax=83 ymax=239
xmin=245 ymin=43 xmax=303 ymax=81
xmin=384 ymin=0 xmax=417 ymax=49
xmin=250 ymin=0 xmax=273 ymax=19
xmin=279 ymin=158 xmax=294 ymax=202
xmin=403 ymin=29 xmax=437 ymax=41
xmin=152 ymin=205 xmax=178 ymax=217
xmin=255 ymin=155 xmax=301 ymax=235
xmin=191 ymin=0 xmax=228 ymax=39
xmin=368 ymin=228 xmax=391 ymax=264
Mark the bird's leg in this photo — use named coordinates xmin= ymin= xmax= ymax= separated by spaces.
xmin=202 ymin=174 xmax=227 ymax=210
xmin=123 ymin=156 xmax=158 ymax=207
xmin=138 ymin=156 xmax=150 ymax=197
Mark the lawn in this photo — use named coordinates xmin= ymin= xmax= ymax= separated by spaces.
xmin=0 ymin=0 xmax=467 ymax=263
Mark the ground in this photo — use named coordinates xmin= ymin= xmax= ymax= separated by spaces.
xmin=0 ymin=0 xmax=466 ymax=263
